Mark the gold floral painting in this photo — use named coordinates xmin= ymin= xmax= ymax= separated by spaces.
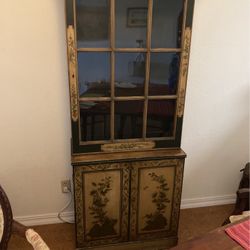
xmin=138 ymin=166 xmax=175 ymax=233
xmin=83 ymin=171 xmax=121 ymax=240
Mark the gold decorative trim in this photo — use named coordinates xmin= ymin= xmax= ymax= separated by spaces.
xmin=101 ymin=141 xmax=155 ymax=152
xmin=177 ymin=27 xmax=192 ymax=117
xmin=171 ymin=159 xmax=185 ymax=234
xmin=74 ymin=167 xmax=84 ymax=246
xmin=67 ymin=25 xmax=79 ymax=122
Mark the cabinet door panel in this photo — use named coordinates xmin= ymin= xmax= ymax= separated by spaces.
xmin=74 ymin=162 xmax=130 ymax=248
xmin=130 ymin=159 xmax=184 ymax=241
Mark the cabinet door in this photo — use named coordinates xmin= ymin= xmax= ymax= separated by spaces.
xmin=74 ymin=162 xmax=130 ymax=248
xmin=130 ymin=159 xmax=184 ymax=241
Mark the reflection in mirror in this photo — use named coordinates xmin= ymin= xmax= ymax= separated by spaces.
xmin=152 ymin=0 xmax=183 ymax=48
xmin=76 ymin=0 xmax=110 ymax=48
xmin=116 ymin=0 xmax=148 ymax=48
xmin=115 ymin=53 xmax=146 ymax=96
xmin=115 ymin=101 xmax=144 ymax=139
xmin=146 ymin=100 xmax=176 ymax=138
xmin=80 ymin=102 xmax=111 ymax=141
xmin=149 ymin=53 xmax=180 ymax=95
xmin=78 ymin=52 xmax=111 ymax=97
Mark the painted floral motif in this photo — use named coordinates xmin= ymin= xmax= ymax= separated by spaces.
xmin=142 ymin=172 xmax=170 ymax=231
xmin=87 ymin=177 xmax=117 ymax=238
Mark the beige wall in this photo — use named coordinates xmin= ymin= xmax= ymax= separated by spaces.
xmin=0 ymin=0 xmax=249 ymax=222
xmin=182 ymin=0 xmax=250 ymax=199
xmin=0 ymin=1 xmax=72 ymax=218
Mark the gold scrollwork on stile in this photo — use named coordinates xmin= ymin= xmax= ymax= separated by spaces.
xmin=101 ymin=141 xmax=155 ymax=152
xmin=74 ymin=163 xmax=130 ymax=248
xmin=67 ymin=25 xmax=79 ymax=122
xmin=171 ymin=160 xmax=184 ymax=233
xmin=74 ymin=168 xmax=84 ymax=246
xmin=177 ymin=27 xmax=192 ymax=117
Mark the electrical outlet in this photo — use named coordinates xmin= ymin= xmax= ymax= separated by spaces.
xmin=61 ymin=180 xmax=71 ymax=193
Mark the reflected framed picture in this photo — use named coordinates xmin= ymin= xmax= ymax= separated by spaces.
xmin=76 ymin=6 xmax=109 ymax=41
xmin=127 ymin=8 xmax=148 ymax=27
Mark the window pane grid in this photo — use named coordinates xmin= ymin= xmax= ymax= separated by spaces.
xmin=74 ymin=0 xmax=185 ymax=144
xmin=110 ymin=0 xmax=115 ymax=141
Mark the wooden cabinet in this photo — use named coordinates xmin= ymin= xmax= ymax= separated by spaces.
xmin=65 ymin=0 xmax=195 ymax=249
xmin=72 ymin=151 xmax=185 ymax=249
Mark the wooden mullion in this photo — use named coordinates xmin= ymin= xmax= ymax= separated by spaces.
xmin=77 ymin=48 xmax=112 ymax=52
xmin=145 ymin=136 xmax=175 ymax=141
xmin=114 ymin=96 xmax=145 ymax=101
xmin=143 ymin=0 xmax=153 ymax=139
xmin=93 ymin=95 xmax=178 ymax=101
xmin=79 ymin=97 xmax=111 ymax=102
xmin=115 ymin=48 xmax=147 ymax=53
xmin=151 ymin=48 xmax=182 ymax=53
xmin=110 ymin=0 xmax=115 ymax=141
xmin=77 ymin=48 xmax=181 ymax=53
xmin=148 ymin=95 xmax=178 ymax=100
xmin=111 ymin=52 xmax=115 ymax=141
xmin=113 ymin=138 xmax=145 ymax=143
xmin=79 ymin=140 xmax=110 ymax=146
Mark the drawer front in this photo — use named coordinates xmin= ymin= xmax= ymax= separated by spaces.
xmin=74 ymin=162 xmax=130 ymax=248
xmin=130 ymin=159 xmax=184 ymax=241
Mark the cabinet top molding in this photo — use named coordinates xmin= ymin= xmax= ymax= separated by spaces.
xmin=71 ymin=148 xmax=186 ymax=164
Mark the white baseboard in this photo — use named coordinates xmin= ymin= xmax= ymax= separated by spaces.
xmin=14 ymin=194 xmax=236 ymax=226
xmin=14 ymin=211 xmax=75 ymax=227
xmin=181 ymin=194 xmax=236 ymax=209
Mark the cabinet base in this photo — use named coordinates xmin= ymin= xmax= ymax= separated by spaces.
xmin=77 ymin=237 xmax=178 ymax=250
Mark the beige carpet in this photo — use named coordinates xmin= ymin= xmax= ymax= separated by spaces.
xmin=7 ymin=204 xmax=234 ymax=250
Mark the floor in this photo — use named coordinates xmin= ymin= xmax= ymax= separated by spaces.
xmin=7 ymin=204 xmax=234 ymax=250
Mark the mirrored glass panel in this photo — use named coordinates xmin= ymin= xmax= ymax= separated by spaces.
xmin=151 ymin=0 xmax=184 ymax=48
xmin=115 ymin=53 xmax=146 ymax=96
xmin=146 ymin=100 xmax=176 ymax=138
xmin=80 ymin=101 xmax=111 ymax=141
xmin=116 ymin=0 xmax=148 ymax=48
xmin=149 ymin=53 xmax=180 ymax=95
xmin=76 ymin=0 xmax=110 ymax=48
xmin=115 ymin=101 xmax=144 ymax=139
xmin=78 ymin=52 xmax=111 ymax=97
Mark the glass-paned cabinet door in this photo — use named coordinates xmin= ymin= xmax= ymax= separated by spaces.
xmin=65 ymin=0 xmax=195 ymax=153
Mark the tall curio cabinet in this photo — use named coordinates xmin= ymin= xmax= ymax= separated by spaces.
xmin=65 ymin=0 xmax=194 ymax=249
